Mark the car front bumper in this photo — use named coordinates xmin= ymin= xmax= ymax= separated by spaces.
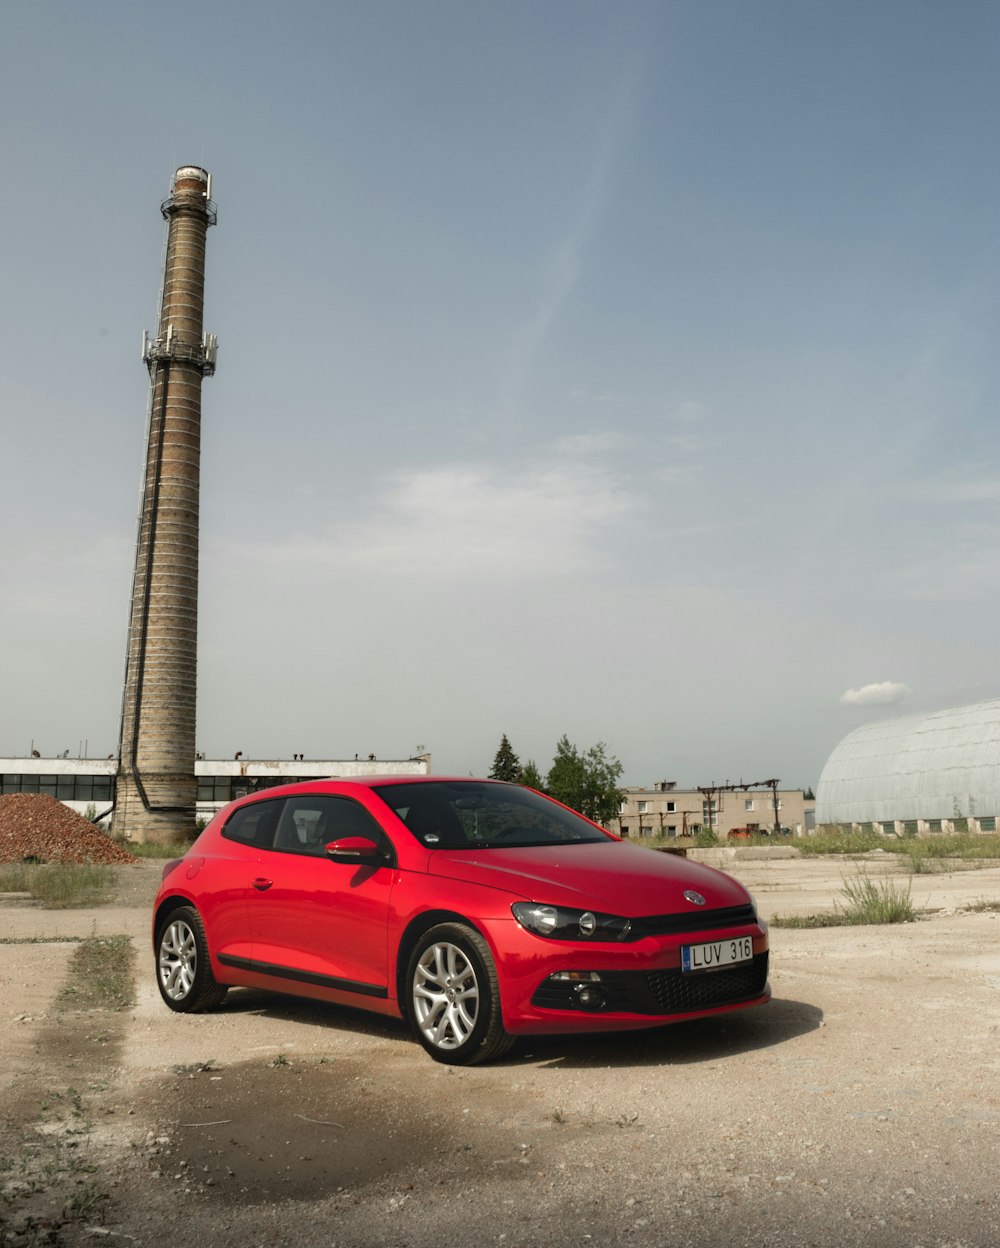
xmin=481 ymin=918 xmax=770 ymax=1035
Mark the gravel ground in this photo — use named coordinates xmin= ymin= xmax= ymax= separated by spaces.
xmin=2 ymin=852 xmax=1000 ymax=1247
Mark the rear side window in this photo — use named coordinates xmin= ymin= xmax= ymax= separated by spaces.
xmin=222 ymin=799 xmax=283 ymax=849
xmin=272 ymin=795 xmax=392 ymax=858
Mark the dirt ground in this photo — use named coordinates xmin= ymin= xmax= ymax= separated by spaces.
xmin=3 ymin=849 xmax=1000 ymax=1247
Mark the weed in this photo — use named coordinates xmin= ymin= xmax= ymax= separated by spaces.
xmin=267 ymin=1053 xmax=291 ymax=1068
xmin=771 ymin=871 xmax=917 ymax=928
xmin=837 ymin=872 xmax=916 ymax=924
xmin=64 ymin=1180 xmax=108 ymax=1220
xmin=797 ymin=829 xmax=884 ymax=856
xmin=173 ymin=1059 xmax=218 ymax=1075
xmin=965 ymin=898 xmax=1000 ymax=913
xmin=0 ymin=863 xmax=118 ymax=908
xmin=800 ymin=830 xmax=1000 ymax=861
xmin=57 ymin=937 xmax=134 ymax=1012
xmin=551 ymin=1108 xmax=567 ymax=1124
xmin=114 ymin=838 xmax=193 ymax=859
xmin=615 ymin=1112 xmax=640 ymax=1128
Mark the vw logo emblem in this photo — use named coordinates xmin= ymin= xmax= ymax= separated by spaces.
xmin=683 ymin=890 xmax=706 ymax=906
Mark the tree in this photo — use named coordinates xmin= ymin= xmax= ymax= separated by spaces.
xmin=519 ymin=759 xmax=544 ymax=791
xmin=489 ymin=734 xmax=522 ymax=782
xmin=545 ymin=736 xmax=624 ymax=826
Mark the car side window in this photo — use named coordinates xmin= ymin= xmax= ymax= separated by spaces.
xmin=272 ymin=796 xmax=392 ymax=859
xmin=222 ymin=799 xmax=283 ymax=849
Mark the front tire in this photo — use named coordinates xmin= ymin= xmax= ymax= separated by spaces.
xmin=156 ymin=906 xmax=228 ymax=1013
xmin=405 ymin=923 xmax=514 ymax=1065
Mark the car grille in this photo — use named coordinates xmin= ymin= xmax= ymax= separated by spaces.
xmin=625 ymin=903 xmax=758 ymax=940
xmin=645 ymin=953 xmax=769 ymax=1012
xmin=531 ymin=952 xmax=769 ymax=1016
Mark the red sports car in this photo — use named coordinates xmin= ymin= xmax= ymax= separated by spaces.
xmin=153 ymin=777 xmax=769 ymax=1064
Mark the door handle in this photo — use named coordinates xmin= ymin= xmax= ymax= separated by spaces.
xmin=252 ymin=877 xmax=273 ymax=891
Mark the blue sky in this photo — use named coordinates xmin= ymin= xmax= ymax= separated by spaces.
xmin=3 ymin=1 xmax=999 ymax=787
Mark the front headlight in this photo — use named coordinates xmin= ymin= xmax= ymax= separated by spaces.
xmin=511 ymin=902 xmax=631 ymax=942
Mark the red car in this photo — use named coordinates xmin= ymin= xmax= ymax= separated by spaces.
xmin=153 ymin=777 xmax=769 ymax=1064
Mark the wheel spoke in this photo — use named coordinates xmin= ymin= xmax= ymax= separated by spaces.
xmin=412 ymin=939 xmax=482 ymax=1051
xmin=159 ymin=920 xmax=197 ymax=1001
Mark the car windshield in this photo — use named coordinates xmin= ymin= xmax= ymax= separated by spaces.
xmin=371 ymin=781 xmax=611 ymax=849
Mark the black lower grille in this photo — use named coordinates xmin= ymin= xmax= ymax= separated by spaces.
xmin=531 ymin=952 xmax=769 ymax=1016
xmin=645 ymin=953 xmax=769 ymax=1012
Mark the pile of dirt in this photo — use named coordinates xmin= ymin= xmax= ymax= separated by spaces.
xmin=0 ymin=793 xmax=136 ymax=864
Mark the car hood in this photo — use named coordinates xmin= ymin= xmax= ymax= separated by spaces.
xmin=426 ymin=840 xmax=752 ymax=915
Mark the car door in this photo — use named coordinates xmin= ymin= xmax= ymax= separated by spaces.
xmin=200 ymin=797 xmax=283 ymax=964
xmin=248 ymin=794 xmax=396 ymax=998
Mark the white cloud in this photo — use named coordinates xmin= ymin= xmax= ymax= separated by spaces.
xmin=839 ymin=681 xmax=911 ymax=706
xmin=238 ymin=462 xmax=635 ymax=579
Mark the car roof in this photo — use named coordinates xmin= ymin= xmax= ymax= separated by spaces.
xmin=240 ymin=775 xmax=510 ymax=795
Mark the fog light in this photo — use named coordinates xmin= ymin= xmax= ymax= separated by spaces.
xmin=550 ymin=971 xmax=602 ymax=982
xmin=575 ymin=984 xmax=607 ymax=1010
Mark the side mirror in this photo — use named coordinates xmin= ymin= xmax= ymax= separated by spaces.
xmin=326 ymin=836 xmax=384 ymax=866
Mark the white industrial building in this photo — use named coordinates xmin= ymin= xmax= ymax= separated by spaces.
xmin=0 ymin=754 xmax=431 ymax=829
xmin=815 ymin=699 xmax=1000 ymax=834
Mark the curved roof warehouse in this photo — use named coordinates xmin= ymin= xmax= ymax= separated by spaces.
xmin=816 ymin=699 xmax=1000 ymax=830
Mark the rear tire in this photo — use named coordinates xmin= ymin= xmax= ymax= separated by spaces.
xmin=156 ymin=906 xmax=228 ymax=1013
xmin=405 ymin=923 xmax=514 ymax=1065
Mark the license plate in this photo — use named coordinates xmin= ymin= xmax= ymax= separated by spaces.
xmin=681 ymin=935 xmax=753 ymax=973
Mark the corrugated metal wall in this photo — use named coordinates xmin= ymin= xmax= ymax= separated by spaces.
xmin=816 ymin=700 xmax=1000 ymax=825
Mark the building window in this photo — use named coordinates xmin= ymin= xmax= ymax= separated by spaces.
xmin=979 ymin=816 xmax=996 ymax=832
xmin=637 ymin=801 xmax=649 ymax=814
xmin=881 ymin=821 xmax=896 ymax=835
xmin=197 ymin=777 xmax=233 ymax=803
xmin=0 ymin=773 xmax=115 ymax=802
xmin=639 ymin=824 xmax=653 ymax=837
xmin=744 ymin=799 xmax=755 ymax=812
xmin=927 ymin=819 xmax=942 ymax=833
xmin=666 ymin=825 xmax=677 ymax=836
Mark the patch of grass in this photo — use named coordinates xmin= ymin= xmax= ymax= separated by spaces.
xmin=770 ymin=912 xmax=847 ymax=929
xmin=965 ymin=898 xmax=1000 ymax=913
xmin=838 ymin=872 xmax=916 ymax=923
xmin=799 ymin=830 xmax=1000 ymax=861
xmin=797 ymin=829 xmax=884 ymax=856
xmin=57 ymin=935 xmax=134 ymax=1011
xmin=114 ymin=838 xmax=194 ymax=859
xmin=0 ymin=863 xmax=117 ymax=908
xmin=897 ymin=833 xmax=1000 ymax=861
xmin=771 ymin=871 xmax=917 ymax=928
